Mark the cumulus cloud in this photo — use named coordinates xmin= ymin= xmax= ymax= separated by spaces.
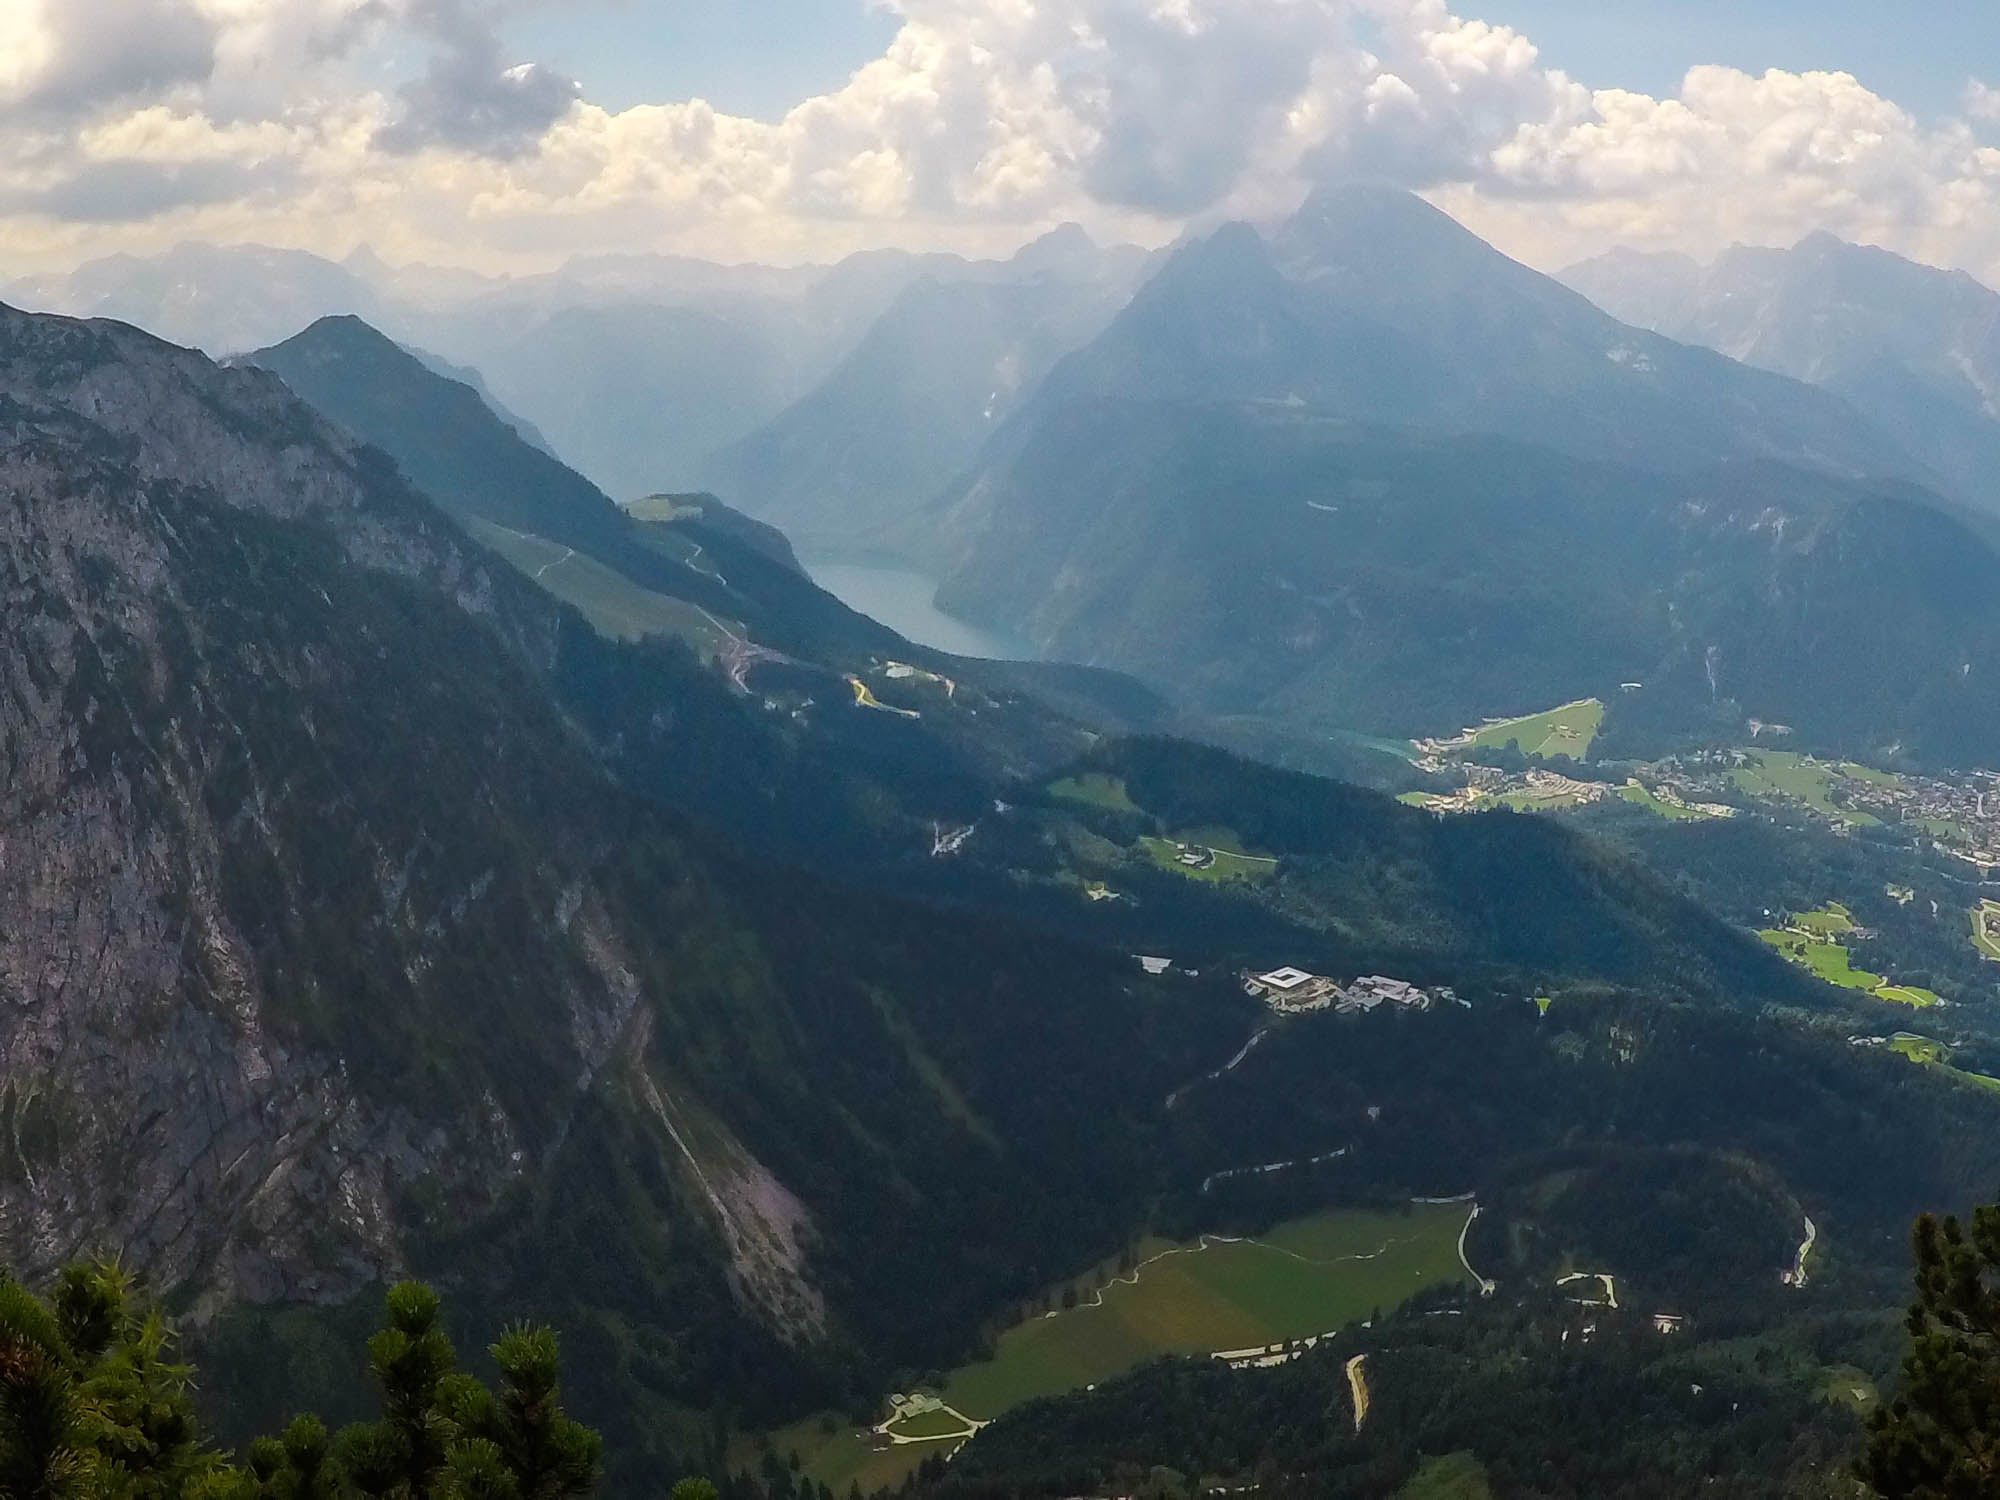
xmin=4 ymin=158 xmax=281 ymax=223
xmin=10 ymin=0 xmax=2000 ymax=284
xmin=0 ymin=0 xmax=217 ymax=117
xmin=376 ymin=0 xmax=580 ymax=158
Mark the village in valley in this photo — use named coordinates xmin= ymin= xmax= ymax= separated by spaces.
xmin=1403 ymin=699 xmax=2000 ymax=872
xmin=1241 ymin=965 xmax=1460 ymax=1015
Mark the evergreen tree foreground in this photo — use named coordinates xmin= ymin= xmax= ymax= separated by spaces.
xmin=1863 ymin=1205 xmax=2000 ymax=1498
xmin=0 ymin=1263 xmax=707 ymax=1500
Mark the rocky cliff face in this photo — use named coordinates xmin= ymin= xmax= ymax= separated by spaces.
xmin=0 ymin=304 xmax=1241 ymax=1458
xmin=0 ymin=304 xmax=644 ymax=1312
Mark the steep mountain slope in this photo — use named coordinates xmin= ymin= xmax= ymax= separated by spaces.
xmin=244 ymin=316 xmax=643 ymax=558
xmin=1564 ymin=233 xmax=2000 ymax=512
xmin=240 ymin=315 xmax=1168 ymax=773
xmin=416 ymin=242 xmax=1077 ymax=501
xmin=951 ymin=187 xmax=1923 ymax=507
xmin=445 ymin=301 xmax=798 ymax=500
xmin=936 ymin=403 xmax=2000 ymax=758
xmin=709 ymin=229 xmax=1149 ymax=549
xmin=0 ymin=301 xmax=1286 ymax=1473
xmin=244 ymin=315 xmax=925 ymax=663
xmin=923 ymin=188 xmax=1997 ymax=756
xmin=406 ymin=345 xmax=561 ymax=456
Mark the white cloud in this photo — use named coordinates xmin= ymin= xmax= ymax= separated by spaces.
xmin=0 ymin=0 xmax=217 ymax=117
xmin=9 ymin=0 xmax=2000 ymax=284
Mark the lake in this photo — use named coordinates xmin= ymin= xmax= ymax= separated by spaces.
xmin=804 ymin=558 xmax=1036 ymax=661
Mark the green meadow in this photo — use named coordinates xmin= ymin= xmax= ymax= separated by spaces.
xmin=1618 ymin=783 xmax=1713 ymax=821
xmin=1730 ymin=753 xmax=1881 ymax=826
xmin=1886 ymin=1034 xmax=2000 ymax=1093
xmin=1759 ymin=906 xmax=1937 ymax=1007
xmin=1974 ymin=901 xmax=2000 ymax=962
xmin=751 ymin=1203 xmax=1472 ymax=1493
xmin=1467 ymin=699 xmax=1604 ymax=760
xmin=469 ymin=520 xmax=739 ymax=654
xmin=1140 ymin=829 xmax=1280 ymax=885
xmin=936 ymin=1204 xmax=1471 ymax=1422
xmin=1049 ymin=774 xmax=1141 ymax=812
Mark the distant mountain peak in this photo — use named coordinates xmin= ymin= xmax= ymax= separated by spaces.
xmin=343 ymin=244 xmax=393 ymax=281
xmin=1790 ymin=228 xmax=1859 ymax=261
xmin=1011 ymin=222 xmax=1097 ymax=270
xmin=1278 ymin=181 xmax=1473 ymax=257
xmin=300 ymin=310 xmax=395 ymax=342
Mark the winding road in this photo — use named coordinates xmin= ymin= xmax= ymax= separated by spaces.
xmin=1788 ymin=1215 xmax=1817 ymax=1288
xmin=1459 ymin=1205 xmax=1497 ymax=1296
xmin=1166 ymin=1025 xmax=1271 ymax=1109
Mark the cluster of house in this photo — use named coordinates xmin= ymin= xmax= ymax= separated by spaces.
xmin=1241 ymin=967 xmax=1456 ymax=1014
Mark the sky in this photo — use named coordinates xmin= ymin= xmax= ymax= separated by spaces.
xmin=508 ymin=2 xmax=2000 ymax=128
xmin=9 ymin=0 xmax=2000 ymax=280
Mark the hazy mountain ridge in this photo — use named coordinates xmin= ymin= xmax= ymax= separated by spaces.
xmin=10 ymin=231 xmax=1153 ymax=506
xmin=921 ymin=186 xmax=2000 ymax=758
xmin=1563 ymin=232 xmax=2000 ymax=511
xmin=239 ymin=312 xmax=1169 ymax=777
xmin=708 ymin=228 xmax=1153 ymax=549
xmin=992 ymin=187 xmax=1924 ymax=486
xmin=935 ymin=403 xmax=2000 ymax=757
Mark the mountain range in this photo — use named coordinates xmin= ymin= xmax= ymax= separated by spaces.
xmin=706 ymin=227 xmax=1151 ymax=550
xmin=913 ymin=185 xmax=2000 ymax=760
xmin=14 ymin=180 xmax=2000 ymax=1500
xmin=5 ymin=230 xmax=1150 ymax=506
xmin=1564 ymin=231 xmax=2000 ymax=510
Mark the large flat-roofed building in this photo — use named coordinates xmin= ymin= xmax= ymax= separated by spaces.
xmin=1256 ymin=966 xmax=1313 ymax=991
xmin=1242 ymin=966 xmax=1339 ymax=1009
xmin=1243 ymin=966 xmax=1454 ymax=1014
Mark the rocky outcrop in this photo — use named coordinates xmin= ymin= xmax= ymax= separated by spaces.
xmin=0 ymin=304 xmax=764 ymax=1323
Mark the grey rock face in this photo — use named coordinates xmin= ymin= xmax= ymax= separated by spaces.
xmin=0 ymin=302 xmax=804 ymax=1328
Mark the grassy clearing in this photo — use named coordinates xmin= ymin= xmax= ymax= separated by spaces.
xmin=1890 ymin=1033 xmax=1949 ymax=1065
xmin=1467 ymin=699 xmax=1604 ymax=760
xmin=619 ymin=496 xmax=697 ymax=523
xmin=1618 ymin=783 xmax=1711 ymax=821
xmin=1974 ymin=902 xmax=2000 ymax=962
xmin=935 ymin=1204 xmax=1470 ymax=1423
xmin=1837 ymin=761 xmax=1908 ymax=790
xmin=1758 ymin=930 xmax=1882 ymax=991
xmin=1730 ymin=752 xmax=1881 ymax=827
xmin=469 ymin=520 xmax=738 ymax=654
xmin=1759 ymin=908 xmax=1940 ymax=1006
xmin=1398 ymin=1452 xmax=1494 ymax=1500
xmin=1140 ymin=830 xmax=1279 ymax=885
xmin=1791 ymin=903 xmax=1856 ymax=939
xmin=1822 ymin=1366 xmax=1879 ymax=1416
xmin=1886 ymin=1034 xmax=2000 ymax=1093
xmin=1050 ymin=774 xmax=1141 ymax=813
xmin=1874 ymin=986 xmax=1944 ymax=1009
xmin=886 ymin=1409 xmax=974 ymax=1441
